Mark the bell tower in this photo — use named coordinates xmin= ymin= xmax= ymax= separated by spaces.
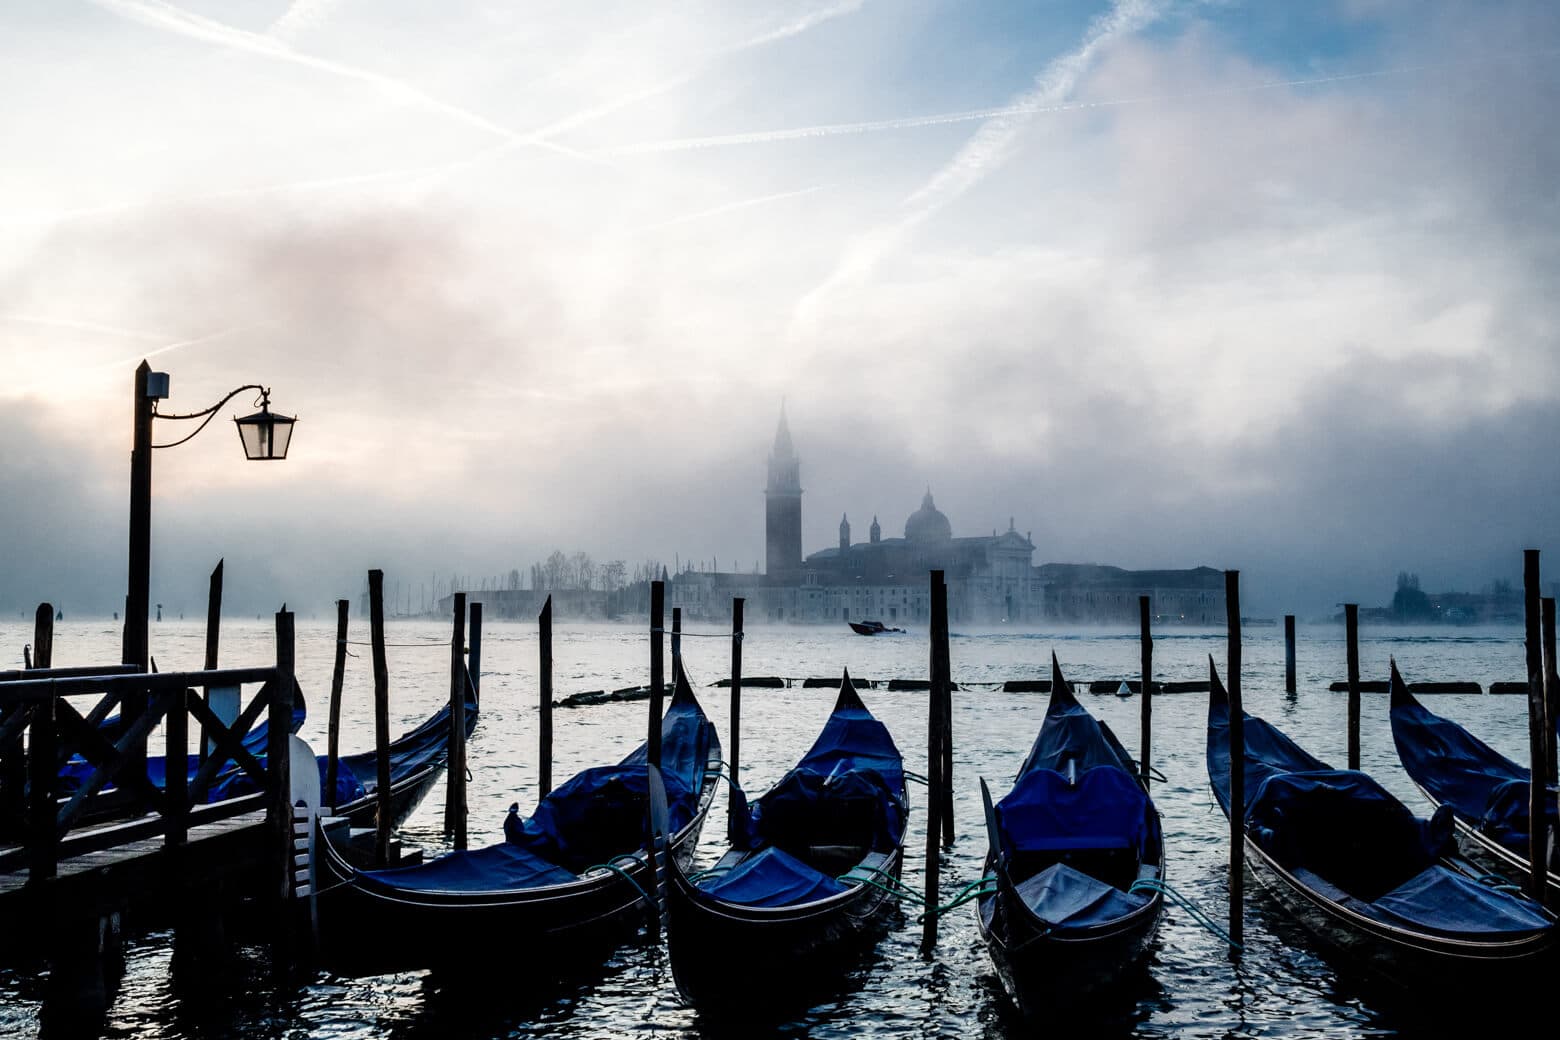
xmin=765 ymin=403 xmax=803 ymax=581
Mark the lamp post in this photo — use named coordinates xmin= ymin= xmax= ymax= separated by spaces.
xmin=122 ymin=360 xmax=295 ymax=767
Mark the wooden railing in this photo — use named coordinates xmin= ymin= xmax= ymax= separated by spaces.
xmin=0 ymin=611 xmax=296 ymax=887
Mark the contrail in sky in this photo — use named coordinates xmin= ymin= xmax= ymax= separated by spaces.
xmin=410 ymin=0 xmax=869 ymax=188
xmin=0 ymin=314 xmax=169 ymax=342
xmin=88 ymin=0 xmax=588 ymax=160
xmin=792 ymin=0 xmax=1167 ymax=324
xmin=637 ymin=184 xmax=831 ymax=232
xmin=267 ymin=0 xmax=345 ymax=42
xmin=100 ymin=320 xmax=278 ymax=370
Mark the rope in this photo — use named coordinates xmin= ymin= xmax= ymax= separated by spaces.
xmin=914 ymin=874 xmax=998 ymax=923
xmin=836 ymin=865 xmax=927 ymax=905
xmin=649 ymin=628 xmax=743 ymax=639
xmin=904 ymin=771 xmax=930 ymax=786
xmin=585 ymin=855 xmax=656 ymax=910
xmin=1129 ymin=878 xmax=1243 ymax=951
xmin=1472 ymin=873 xmax=1525 ymax=894
xmin=689 ymin=865 xmax=733 ymax=883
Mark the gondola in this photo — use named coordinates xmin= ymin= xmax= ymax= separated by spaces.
xmin=314 ymin=665 xmax=720 ymax=977
xmin=1388 ymin=659 xmax=1559 ymax=901
xmin=661 ymin=669 xmax=907 ymax=1013
xmin=317 ymin=686 xmax=480 ymax=830
xmin=1207 ymin=658 xmax=1556 ymax=988
xmin=975 ymin=654 xmax=1164 ymax=1017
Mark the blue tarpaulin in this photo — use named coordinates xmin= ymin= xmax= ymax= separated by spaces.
xmin=1208 ymin=686 xmax=1554 ymax=938
xmin=358 ymin=840 xmax=577 ymax=895
xmin=1391 ymin=691 xmax=1559 ymax=855
xmin=744 ymin=697 xmax=906 ymax=855
xmin=997 ymin=765 xmax=1152 ymax=856
xmin=1011 ymin=862 xmax=1150 ymax=929
xmin=359 ymin=682 xmax=714 ymax=894
xmin=697 ymin=846 xmax=850 ymax=908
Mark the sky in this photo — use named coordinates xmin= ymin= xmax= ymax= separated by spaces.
xmin=2 ymin=0 xmax=1558 ymax=621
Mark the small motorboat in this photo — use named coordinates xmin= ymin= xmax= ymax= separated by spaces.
xmin=848 ymin=620 xmax=905 ymax=636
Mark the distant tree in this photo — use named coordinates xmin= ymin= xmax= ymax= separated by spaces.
xmin=572 ymin=552 xmax=595 ymax=591
xmin=508 ymin=569 xmax=521 ymax=591
xmin=1392 ymin=572 xmax=1433 ymax=621
xmin=603 ymin=559 xmax=626 ymax=594
xmin=545 ymin=550 xmax=568 ymax=590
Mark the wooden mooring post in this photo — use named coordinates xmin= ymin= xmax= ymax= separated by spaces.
xmin=1284 ymin=614 xmax=1296 ymax=695
xmin=444 ymin=592 xmax=468 ymax=849
xmin=1225 ymin=569 xmax=1244 ymax=953
xmin=921 ymin=570 xmax=948 ymax=955
xmin=935 ymin=586 xmax=954 ymax=851
xmin=368 ymin=570 xmax=392 ymax=866
xmin=649 ymin=581 xmax=664 ymax=769
xmin=270 ymin=608 xmax=296 ymax=979
xmin=1522 ymin=550 xmax=1548 ymax=903
xmin=33 ymin=604 xmax=53 ymax=670
xmin=1139 ymin=595 xmax=1153 ymax=790
xmin=672 ymin=607 xmax=683 ymax=686
xmin=468 ymin=602 xmax=482 ymax=706
xmin=1345 ymin=604 xmax=1361 ymax=771
xmin=1543 ymin=596 xmax=1557 ymax=785
xmin=729 ymin=598 xmax=744 ymax=826
xmin=199 ymin=561 xmax=223 ymax=766
xmin=324 ymin=599 xmax=347 ymax=810
xmin=539 ymin=595 xmax=553 ymax=800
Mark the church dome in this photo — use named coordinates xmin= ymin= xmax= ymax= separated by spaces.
xmin=905 ymin=490 xmax=952 ymax=542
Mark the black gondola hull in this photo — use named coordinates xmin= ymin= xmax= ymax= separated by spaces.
xmin=664 ymin=846 xmax=902 ymax=1012
xmin=1241 ymin=835 xmax=1556 ymax=989
xmin=977 ymin=853 xmax=1163 ymax=1018
xmin=314 ymin=774 xmax=717 ymax=977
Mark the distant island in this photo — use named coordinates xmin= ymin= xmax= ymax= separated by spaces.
xmin=1341 ymin=572 xmax=1531 ymax=625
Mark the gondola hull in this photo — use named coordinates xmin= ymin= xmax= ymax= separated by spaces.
xmin=664 ymin=846 xmax=902 ymax=1011
xmin=314 ymin=810 xmax=712 ymax=977
xmin=1239 ymin=834 xmax=1556 ymax=988
xmin=1406 ymin=784 xmax=1560 ymax=904
xmin=977 ymin=850 xmax=1163 ymax=1018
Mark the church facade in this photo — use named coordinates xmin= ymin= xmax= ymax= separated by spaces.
xmin=667 ymin=408 xmax=1222 ymax=626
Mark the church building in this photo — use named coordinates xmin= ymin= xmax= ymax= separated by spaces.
xmin=667 ymin=406 xmax=1222 ymax=626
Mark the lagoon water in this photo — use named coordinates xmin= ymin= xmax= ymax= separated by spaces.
xmin=0 ymin=616 xmax=1544 ymax=1038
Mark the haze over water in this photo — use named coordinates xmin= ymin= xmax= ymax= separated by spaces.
xmin=0 ymin=616 xmax=1542 ymax=1038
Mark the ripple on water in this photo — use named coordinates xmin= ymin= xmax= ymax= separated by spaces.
xmin=0 ymin=619 xmax=1542 ymax=1038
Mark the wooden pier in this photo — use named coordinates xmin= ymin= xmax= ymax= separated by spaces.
xmin=0 ymin=611 xmax=300 ymax=1035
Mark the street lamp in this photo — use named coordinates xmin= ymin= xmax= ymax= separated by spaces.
xmin=123 ymin=360 xmax=296 ymax=681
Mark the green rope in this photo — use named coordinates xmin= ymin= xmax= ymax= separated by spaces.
xmin=689 ymin=865 xmax=734 ymax=883
xmin=1472 ymin=873 xmax=1525 ymax=894
xmin=584 ymin=855 xmax=656 ymax=910
xmin=1129 ymin=878 xmax=1243 ymax=951
xmin=914 ymin=874 xmax=998 ymax=923
xmin=836 ymin=865 xmax=927 ymax=905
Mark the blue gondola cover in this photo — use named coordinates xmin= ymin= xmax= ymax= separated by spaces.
xmin=359 ymin=840 xmax=577 ymax=894
xmin=744 ymin=700 xmax=906 ymax=854
xmin=1392 ymin=693 xmax=1560 ymax=855
xmin=996 ymin=766 xmax=1152 ymax=856
xmin=697 ymin=846 xmax=850 ymax=908
xmin=1010 ymin=862 xmax=1149 ymax=929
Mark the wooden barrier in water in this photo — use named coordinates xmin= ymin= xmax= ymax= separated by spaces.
xmin=649 ymin=581 xmax=664 ymax=770
xmin=920 ymin=569 xmax=948 ymax=955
